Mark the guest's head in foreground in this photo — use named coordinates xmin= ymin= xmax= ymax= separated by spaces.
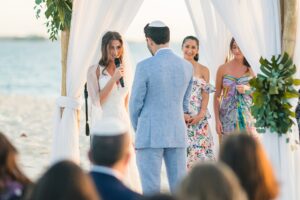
xmin=0 ymin=132 xmax=31 ymax=200
xmin=219 ymin=133 xmax=279 ymax=200
xmin=182 ymin=35 xmax=199 ymax=62
xmin=229 ymin=38 xmax=250 ymax=67
xmin=146 ymin=193 xmax=177 ymax=200
xmin=88 ymin=118 xmax=143 ymax=200
xmin=144 ymin=20 xmax=170 ymax=55
xmin=31 ymin=160 xmax=100 ymax=200
xmin=178 ymin=162 xmax=247 ymax=200
xmin=99 ymin=31 xmax=124 ymax=72
xmin=89 ymin=118 xmax=131 ymax=178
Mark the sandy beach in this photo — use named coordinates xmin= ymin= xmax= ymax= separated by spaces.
xmin=0 ymin=94 xmax=169 ymax=190
xmin=0 ymin=94 xmax=91 ymax=179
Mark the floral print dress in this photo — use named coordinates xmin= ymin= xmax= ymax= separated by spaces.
xmin=187 ymin=77 xmax=215 ymax=169
xmin=219 ymin=73 xmax=256 ymax=136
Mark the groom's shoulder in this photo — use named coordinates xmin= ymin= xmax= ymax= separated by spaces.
xmin=136 ymin=57 xmax=154 ymax=69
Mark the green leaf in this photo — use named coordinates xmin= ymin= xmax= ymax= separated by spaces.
xmin=261 ymin=65 xmax=272 ymax=76
xmin=280 ymin=52 xmax=289 ymax=64
xmin=35 ymin=0 xmax=43 ymax=5
xmin=293 ymin=79 xmax=300 ymax=85
xmin=284 ymin=92 xmax=299 ymax=98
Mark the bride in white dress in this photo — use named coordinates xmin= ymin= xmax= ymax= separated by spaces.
xmin=87 ymin=31 xmax=141 ymax=193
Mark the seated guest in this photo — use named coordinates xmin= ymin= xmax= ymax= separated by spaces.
xmin=89 ymin=118 xmax=143 ymax=200
xmin=31 ymin=160 xmax=99 ymax=200
xmin=219 ymin=133 xmax=279 ymax=200
xmin=178 ymin=162 xmax=247 ymax=200
xmin=0 ymin=132 xmax=32 ymax=200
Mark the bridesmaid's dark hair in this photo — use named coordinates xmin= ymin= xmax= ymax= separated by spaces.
xmin=182 ymin=36 xmax=199 ymax=61
xmin=230 ymin=38 xmax=251 ymax=68
xmin=99 ymin=31 xmax=124 ymax=75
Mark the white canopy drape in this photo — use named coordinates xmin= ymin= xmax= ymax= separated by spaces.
xmin=185 ymin=0 xmax=231 ymax=154
xmin=211 ymin=0 xmax=300 ymax=199
xmin=51 ymin=0 xmax=144 ymax=164
xmin=211 ymin=0 xmax=281 ymax=72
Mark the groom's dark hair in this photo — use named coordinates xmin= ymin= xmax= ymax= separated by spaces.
xmin=144 ymin=23 xmax=170 ymax=44
xmin=90 ymin=133 xmax=129 ymax=167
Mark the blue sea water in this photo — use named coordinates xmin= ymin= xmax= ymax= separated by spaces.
xmin=0 ymin=40 xmax=182 ymax=97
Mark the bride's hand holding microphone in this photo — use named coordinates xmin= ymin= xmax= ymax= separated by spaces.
xmin=112 ymin=64 xmax=125 ymax=82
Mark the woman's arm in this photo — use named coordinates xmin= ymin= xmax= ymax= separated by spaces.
xmin=214 ymin=66 xmax=224 ymax=134
xmin=198 ymin=67 xmax=210 ymax=117
xmin=188 ymin=66 xmax=209 ymax=125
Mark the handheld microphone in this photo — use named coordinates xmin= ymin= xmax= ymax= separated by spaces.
xmin=114 ymin=58 xmax=125 ymax=88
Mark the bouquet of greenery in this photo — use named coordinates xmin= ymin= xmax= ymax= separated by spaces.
xmin=250 ymin=53 xmax=300 ymax=134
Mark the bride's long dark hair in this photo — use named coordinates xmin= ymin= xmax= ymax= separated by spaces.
xmin=99 ymin=31 xmax=124 ymax=75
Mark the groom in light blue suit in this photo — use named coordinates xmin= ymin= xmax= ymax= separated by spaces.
xmin=129 ymin=21 xmax=193 ymax=194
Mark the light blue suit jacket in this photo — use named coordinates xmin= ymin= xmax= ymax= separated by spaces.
xmin=129 ymin=48 xmax=193 ymax=148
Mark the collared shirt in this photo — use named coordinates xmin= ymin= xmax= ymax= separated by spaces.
xmin=155 ymin=47 xmax=171 ymax=55
xmin=91 ymin=165 xmax=124 ymax=181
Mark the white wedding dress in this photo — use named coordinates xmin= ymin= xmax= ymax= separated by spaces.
xmin=98 ymin=69 xmax=142 ymax=193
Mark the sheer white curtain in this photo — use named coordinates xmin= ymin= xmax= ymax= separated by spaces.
xmin=292 ymin=0 xmax=300 ymax=197
xmin=294 ymin=0 xmax=300 ymax=80
xmin=211 ymin=0 xmax=281 ymax=72
xmin=51 ymin=0 xmax=144 ymax=164
xmin=185 ymin=0 xmax=231 ymax=154
xmin=211 ymin=0 xmax=300 ymax=199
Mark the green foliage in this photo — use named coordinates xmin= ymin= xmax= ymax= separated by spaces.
xmin=34 ymin=0 xmax=72 ymax=41
xmin=250 ymin=52 xmax=300 ymax=134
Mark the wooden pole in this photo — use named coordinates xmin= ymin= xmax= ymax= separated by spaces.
xmin=60 ymin=29 xmax=70 ymax=117
xmin=281 ymin=0 xmax=298 ymax=57
xmin=61 ymin=29 xmax=70 ymax=97
xmin=60 ymin=28 xmax=80 ymax=126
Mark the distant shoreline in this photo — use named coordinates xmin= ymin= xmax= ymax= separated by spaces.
xmin=0 ymin=36 xmax=47 ymax=41
xmin=0 ymin=36 xmax=182 ymax=44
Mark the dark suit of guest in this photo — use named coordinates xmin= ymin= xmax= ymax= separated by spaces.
xmin=90 ymin=167 xmax=143 ymax=200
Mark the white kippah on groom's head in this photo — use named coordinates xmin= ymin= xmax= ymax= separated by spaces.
xmin=148 ymin=20 xmax=167 ymax=28
xmin=144 ymin=20 xmax=170 ymax=45
xmin=91 ymin=117 xmax=128 ymax=137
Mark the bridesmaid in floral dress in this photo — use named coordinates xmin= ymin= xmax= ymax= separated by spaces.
xmin=182 ymin=36 xmax=215 ymax=169
xmin=214 ymin=38 xmax=256 ymax=139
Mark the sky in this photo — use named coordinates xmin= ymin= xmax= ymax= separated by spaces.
xmin=0 ymin=0 xmax=195 ymax=42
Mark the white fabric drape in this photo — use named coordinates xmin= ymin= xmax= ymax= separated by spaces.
xmin=211 ymin=0 xmax=281 ymax=72
xmin=211 ymin=0 xmax=300 ymax=199
xmin=185 ymin=0 xmax=231 ymax=154
xmin=294 ymin=0 xmax=300 ymax=80
xmin=292 ymin=0 xmax=300 ymax=197
xmin=51 ymin=0 xmax=144 ymax=164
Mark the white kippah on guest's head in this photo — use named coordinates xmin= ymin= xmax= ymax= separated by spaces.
xmin=91 ymin=117 xmax=128 ymax=136
xmin=148 ymin=20 xmax=167 ymax=28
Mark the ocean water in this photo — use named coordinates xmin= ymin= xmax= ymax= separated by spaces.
xmin=0 ymin=39 xmax=182 ymax=97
